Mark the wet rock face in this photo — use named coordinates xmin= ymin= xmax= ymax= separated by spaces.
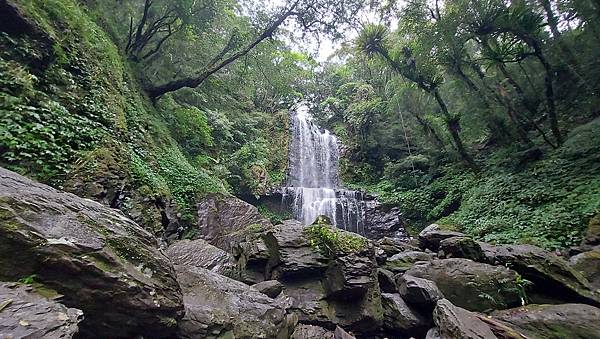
xmin=175 ymin=265 xmax=296 ymax=339
xmin=196 ymin=193 xmax=272 ymax=251
xmin=0 ymin=167 xmax=183 ymax=338
xmin=363 ymin=200 xmax=408 ymax=240
xmin=0 ymin=283 xmax=83 ymax=339
xmin=491 ymin=303 xmax=600 ymax=338
xmin=234 ymin=233 xmax=272 ymax=284
xmin=406 ymin=258 xmax=522 ymax=312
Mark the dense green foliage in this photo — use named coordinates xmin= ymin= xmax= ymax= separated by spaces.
xmin=0 ymin=0 xmax=312 ymax=234
xmin=308 ymin=0 xmax=600 ymax=249
xmin=305 ymin=217 xmax=368 ymax=256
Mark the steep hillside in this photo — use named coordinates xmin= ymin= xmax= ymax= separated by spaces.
xmin=0 ymin=0 xmax=289 ymax=238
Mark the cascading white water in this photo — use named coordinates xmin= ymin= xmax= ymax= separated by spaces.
xmin=283 ymin=104 xmax=365 ymax=233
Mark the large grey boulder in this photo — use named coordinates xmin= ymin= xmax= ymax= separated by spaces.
xmin=196 ymin=193 xmax=272 ymax=251
xmin=418 ymin=224 xmax=465 ymax=251
xmin=405 ymin=258 xmax=521 ymax=312
xmin=291 ymin=324 xmax=334 ymax=339
xmin=252 ymin=280 xmax=284 ymax=298
xmin=381 ymin=293 xmax=429 ymax=337
xmin=234 ymin=230 xmax=272 ymax=284
xmin=175 ymin=265 xmax=296 ymax=339
xmin=290 ymin=325 xmax=357 ymax=339
xmin=397 ymin=275 xmax=445 ymax=311
xmin=492 ymin=303 xmax=600 ymax=339
xmin=375 ymin=237 xmax=420 ymax=262
xmin=433 ymin=299 xmax=497 ymax=339
xmin=281 ymin=275 xmax=384 ymax=336
xmin=262 ymin=220 xmax=329 ymax=279
xmin=324 ymin=248 xmax=377 ymax=299
xmin=384 ymin=251 xmax=436 ymax=274
xmin=166 ymin=239 xmax=236 ymax=276
xmin=482 ymin=244 xmax=600 ymax=305
xmin=0 ymin=283 xmax=83 ymax=339
xmin=363 ymin=199 xmax=408 ymax=240
xmin=438 ymin=236 xmax=486 ymax=262
xmin=378 ymin=268 xmax=397 ymax=293
xmin=0 ymin=167 xmax=183 ymax=338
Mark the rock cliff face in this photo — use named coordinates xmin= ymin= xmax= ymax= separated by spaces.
xmin=2 ymin=166 xmax=600 ymax=339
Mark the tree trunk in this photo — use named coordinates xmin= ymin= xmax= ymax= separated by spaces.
xmin=432 ymin=89 xmax=477 ymax=169
xmin=537 ymin=51 xmax=562 ymax=145
xmin=144 ymin=0 xmax=299 ymax=99
xmin=525 ymin=38 xmax=562 ymax=145
xmin=539 ymin=0 xmax=591 ymax=92
xmin=455 ymin=61 xmax=532 ymax=145
xmin=411 ymin=110 xmax=446 ymax=150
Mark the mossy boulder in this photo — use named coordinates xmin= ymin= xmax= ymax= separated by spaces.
xmin=262 ymin=220 xmax=329 ymax=279
xmin=383 ymin=251 xmax=436 ymax=274
xmin=0 ymin=167 xmax=183 ymax=337
xmin=405 ymin=258 xmax=522 ymax=312
xmin=375 ymin=237 xmax=420 ymax=260
xmin=581 ymin=214 xmax=600 ymax=249
xmin=570 ymin=248 xmax=600 ymax=292
xmin=258 ymin=219 xmax=383 ymax=336
xmin=482 ymin=244 xmax=600 ymax=306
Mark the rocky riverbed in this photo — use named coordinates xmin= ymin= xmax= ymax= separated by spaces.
xmin=1 ymin=166 xmax=600 ymax=338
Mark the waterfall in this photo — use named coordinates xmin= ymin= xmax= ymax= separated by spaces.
xmin=283 ymin=104 xmax=365 ymax=233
